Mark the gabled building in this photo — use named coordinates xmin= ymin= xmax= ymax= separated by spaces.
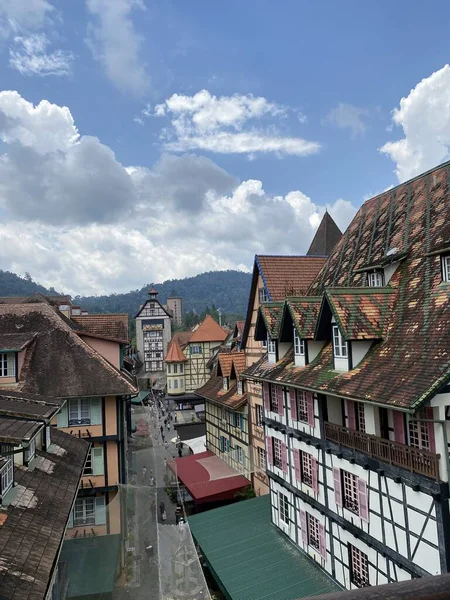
xmin=243 ymin=161 xmax=450 ymax=589
xmin=241 ymin=212 xmax=342 ymax=496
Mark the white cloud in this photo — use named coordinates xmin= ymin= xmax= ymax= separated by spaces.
xmin=152 ymin=89 xmax=320 ymax=157
xmin=323 ymin=103 xmax=369 ymax=137
xmin=380 ymin=64 xmax=450 ymax=182
xmin=86 ymin=0 xmax=149 ymax=96
xmin=0 ymin=0 xmax=54 ymax=37
xmin=0 ymin=90 xmax=356 ymax=295
xmin=9 ymin=34 xmax=73 ymax=76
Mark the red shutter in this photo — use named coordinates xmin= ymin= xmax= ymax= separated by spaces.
xmin=277 ymin=386 xmax=284 ymax=417
xmin=333 ymin=467 xmax=342 ymax=507
xmin=281 ymin=442 xmax=288 ymax=473
xmin=267 ymin=437 xmax=273 ymax=466
xmin=262 ymin=382 xmax=270 ymax=411
xmin=393 ymin=410 xmax=405 ymax=444
xmin=426 ymin=407 xmax=436 ymax=453
xmin=358 ymin=478 xmax=369 ymax=522
xmin=294 ymin=449 xmax=301 ymax=481
xmin=306 ymin=392 xmax=314 ymax=427
xmin=289 ymin=389 xmax=297 ymax=421
xmin=347 ymin=400 xmax=356 ymax=430
xmin=300 ymin=509 xmax=308 ymax=546
xmin=318 ymin=522 xmax=326 ymax=559
xmin=311 ymin=457 xmax=318 ymax=494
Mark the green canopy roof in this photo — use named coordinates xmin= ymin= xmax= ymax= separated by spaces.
xmin=131 ymin=390 xmax=151 ymax=405
xmin=188 ymin=495 xmax=340 ymax=600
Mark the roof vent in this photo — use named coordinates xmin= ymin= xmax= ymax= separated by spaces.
xmin=386 ymin=247 xmax=399 ymax=257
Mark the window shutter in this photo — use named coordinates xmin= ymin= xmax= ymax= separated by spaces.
xmin=57 ymin=402 xmax=68 ymax=428
xmin=300 ymin=509 xmax=308 ymax=546
xmin=311 ymin=457 xmax=318 ymax=494
xmin=393 ymin=410 xmax=405 ymax=444
xmin=289 ymin=389 xmax=297 ymax=421
xmin=424 ymin=407 xmax=436 ymax=453
xmin=267 ymin=437 xmax=273 ymax=466
xmin=90 ymin=398 xmax=102 ymax=425
xmin=277 ymin=386 xmax=284 ymax=417
xmin=333 ymin=467 xmax=342 ymax=507
xmin=306 ymin=393 xmax=314 ymax=427
xmin=6 ymin=353 xmax=15 ymax=377
xmin=262 ymin=383 xmax=270 ymax=411
xmin=318 ymin=523 xmax=326 ymax=559
xmin=358 ymin=478 xmax=369 ymax=522
xmin=95 ymin=496 xmax=106 ymax=525
xmin=294 ymin=449 xmax=301 ymax=481
xmin=347 ymin=400 xmax=356 ymax=430
xmin=67 ymin=507 xmax=73 ymax=529
xmin=92 ymin=447 xmax=104 ymax=476
xmin=281 ymin=442 xmax=288 ymax=473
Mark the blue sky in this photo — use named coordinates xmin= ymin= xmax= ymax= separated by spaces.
xmin=0 ymin=0 xmax=449 ymax=295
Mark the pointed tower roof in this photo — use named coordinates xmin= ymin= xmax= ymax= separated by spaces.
xmin=148 ymin=287 xmax=158 ymax=296
xmin=307 ymin=211 xmax=342 ymax=256
xmin=166 ymin=338 xmax=187 ymax=362
xmin=189 ymin=315 xmax=228 ymax=343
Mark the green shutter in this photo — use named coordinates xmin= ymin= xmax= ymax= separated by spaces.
xmin=95 ymin=496 xmax=106 ymax=525
xmin=92 ymin=447 xmax=104 ymax=476
xmin=90 ymin=398 xmax=102 ymax=425
xmin=57 ymin=402 xmax=68 ymax=428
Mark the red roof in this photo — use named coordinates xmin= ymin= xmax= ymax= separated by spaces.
xmin=257 ymin=255 xmax=327 ymax=300
xmin=168 ymin=451 xmax=250 ymax=504
xmin=166 ymin=338 xmax=187 ymax=362
xmin=189 ymin=315 xmax=228 ymax=343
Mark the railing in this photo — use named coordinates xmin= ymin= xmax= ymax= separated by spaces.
xmin=324 ymin=422 xmax=440 ymax=480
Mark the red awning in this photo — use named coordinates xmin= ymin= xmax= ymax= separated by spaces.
xmin=168 ymin=451 xmax=250 ymax=504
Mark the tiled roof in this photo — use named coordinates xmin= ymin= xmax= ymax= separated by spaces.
xmin=189 ymin=315 xmax=228 ymax=343
xmin=165 ymin=338 xmax=187 ymax=362
xmin=245 ymin=160 xmax=450 ymax=410
xmin=0 ymin=392 xmax=62 ymax=421
xmin=0 ymin=294 xmax=72 ymax=307
xmin=72 ymin=314 xmax=129 ymax=343
xmin=0 ymin=428 xmax=89 ymax=600
xmin=0 ymin=332 xmax=37 ymax=351
xmin=306 ymin=211 xmax=342 ymax=256
xmin=195 ymin=375 xmax=247 ymax=410
xmin=259 ymin=302 xmax=284 ymax=338
xmin=218 ymin=353 xmax=233 ymax=377
xmin=286 ymin=297 xmax=322 ymax=338
xmin=0 ymin=417 xmax=43 ymax=444
xmin=231 ymin=352 xmax=246 ymax=376
xmin=0 ymin=303 xmax=137 ymax=398
xmin=326 ymin=288 xmax=395 ymax=340
xmin=234 ymin=320 xmax=244 ymax=339
xmin=172 ymin=331 xmax=193 ymax=348
xmin=256 ymin=255 xmax=327 ymax=301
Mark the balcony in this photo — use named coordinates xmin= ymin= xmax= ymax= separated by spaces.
xmin=324 ymin=422 xmax=440 ymax=480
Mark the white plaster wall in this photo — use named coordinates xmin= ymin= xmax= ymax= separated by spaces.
xmin=308 ymin=341 xmax=325 ymax=362
xmin=266 ymin=427 xmax=290 ymax=485
xmin=327 ymin=395 xmax=342 ymax=426
xmin=294 ymin=353 xmax=305 ymax=367
xmin=364 ymin=404 xmax=376 ymax=435
xmin=295 ymin=496 xmax=331 ymax=572
xmin=334 ymin=356 xmax=349 ymax=372
xmin=351 ymin=341 xmax=373 ymax=367
xmin=288 ymin=391 xmax=319 ymax=436
xmin=265 ymin=387 xmax=288 ymax=427
xmin=278 ymin=342 xmax=291 ymax=359
xmin=290 ymin=438 xmax=325 ymax=505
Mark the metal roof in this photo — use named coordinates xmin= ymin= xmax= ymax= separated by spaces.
xmin=188 ymin=495 xmax=340 ymax=600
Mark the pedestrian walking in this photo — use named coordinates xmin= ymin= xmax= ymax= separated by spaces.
xmin=164 ymin=441 xmax=169 ymax=450
xmin=142 ymin=465 xmax=147 ymax=478
xmin=175 ymin=504 xmax=182 ymax=525
xmin=160 ymin=501 xmax=166 ymax=521
xmin=174 ymin=413 xmax=177 ymax=423
xmin=164 ymin=418 xmax=167 ymax=426
xmin=164 ymin=458 xmax=167 ymax=468
xmin=178 ymin=446 xmax=182 ymax=458
xmin=149 ymin=476 xmax=155 ymax=486
xmin=167 ymin=423 xmax=170 ymax=432
xmin=162 ymin=433 xmax=165 ymax=443
xmin=160 ymin=425 xmax=163 ymax=434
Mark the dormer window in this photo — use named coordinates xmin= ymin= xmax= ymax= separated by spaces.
xmin=0 ymin=353 xmax=15 ymax=378
xmin=268 ymin=337 xmax=276 ymax=354
xmin=0 ymin=457 xmax=13 ymax=498
xmin=258 ymin=287 xmax=268 ymax=303
xmin=332 ymin=326 xmax=347 ymax=358
xmin=367 ymin=271 xmax=383 ymax=287
xmin=262 ymin=339 xmax=268 ymax=348
xmin=442 ymin=255 xmax=450 ymax=282
xmin=223 ymin=377 xmax=229 ymax=391
xmin=293 ymin=329 xmax=305 ymax=356
xmin=237 ymin=380 xmax=243 ymax=395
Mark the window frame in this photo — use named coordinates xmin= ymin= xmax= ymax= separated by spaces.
xmin=279 ymin=492 xmax=289 ymax=524
xmin=297 ymin=391 xmax=309 ymax=423
xmin=349 ymin=544 xmax=370 ymax=588
xmin=442 ymin=255 xmax=450 ymax=282
xmin=237 ymin=380 xmax=243 ymax=395
xmin=223 ymin=377 xmax=229 ymax=391
xmin=0 ymin=353 xmax=15 ymax=378
xmin=25 ymin=437 xmax=36 ymax=463
xmin=68 ymin=398 xmax=91 ymax=426
xmin=332 ymin=325 xmax=348 ymax=358
xmin=301 ymin=451 xmax=313 ymax=487
xmin=255 ymin=404 xmax=264 ymax=427
xmin=342 ymin=470 xmax=359 ymax=514
xmin=356 ymin=402 xmax=366 ymax=433
xmin=409 ymin=410 xmax=430 ymax=451
xmin=257 ymin=446 xmax=266 ymax=469
xmin=258 ymin=287 xmax=268 ymax=304
xmin=367 ymin=271 xmax=383 ymax=287
xmin=0 ymin=457 xmax=13 ymax=497
xmin=73 ymin=497 xmax=95 ymax=526
xmin=267 ymin=337 xmax=276 ymax=354
xmin=307 ymin=513 xmax=321 ymax=552
xmin=273 ymin=438 xmax=283 ymax=469
xmin=293 ymin=329 xmax=305 ymax=356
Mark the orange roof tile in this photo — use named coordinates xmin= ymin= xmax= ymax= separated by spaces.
xmin=189 ymin=315 xmax=228 ymax=343
xmin=256 ymin=255 xmax=327 ymax=301
xmin=72 ymin=314 xmax=129 ymax=343
xmin=231 ymin=352 xmax=246 ymax=376
xmin=218 ymin=354 xmax=233 ymax=377
xmin=166 ymin=338 xmax=187 ymax=362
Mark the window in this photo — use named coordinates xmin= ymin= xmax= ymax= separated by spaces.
xmin=25 ymin=437 xmax=36 ymax=463
xmin=237 ymin=380 xmax=243 ymax=395
xmin=270 ymin=384 xmax=279 ymax=413
xmin=342 ymin=471 xmax=359 ymax=514
xmin=0 ymin=353 xmax=15 ymax=378
xmin=307 ymin=513 xmax=321 ymax=551
xmin=223 ymin=377 xmax=229 ymax=391
xmin=168 ymin=379 xmax=172 ymax=389
xmin=442 ymin=255 xmax=450 ymax=282
xmin=268 ymin=337 xmax=276 ymax=354
xmin=174 ymin=364 xmax=178 ymax=374
xmin=356 ymin=403 xmax=366 ymax=433
xmin=279 ymin=492 xmax=289 ymax=524
xmin=257 ymin=447 xmax=266 ymax=469
xmin=258 ymin=287 xmax=268 ymax=303
xmin=294 ymin=329 xmax=305 ymax=355
xmin=219 ymin=436 xmax=227 ymax=452
xmin=74 ymin=498 xmax=95 ymax=526
xmin=167 ymin=364 xmax=171 ymax=374
xmin=262 ymin=338 xmax=268 ymax=348
xmin=179 ymin=377 xmax=184 ymax=387
xmin=297 ymin=391 xmax=309 ymax=422
xmin=0 ymin=458 xmax=13 ymax=496
xmin=367 ymin=271 xmax=383 ymax=287
xmin=174 ymin=379 xmax=179 ymax=389
xmin=179 ymin=364 xmax=184 ymax=374
xmin=256 ymin=404 xmax=263 ymax=427
xmin=273 ymin=438 xmax=283 ymax=469
xmin=235 ymin=445 xmax=244 ymax=464
xmin=409 ymin=410 xmax=430 ymax=451
xmin=301 ymin=452 xmax=313 ymax=486
xmin=349 ymin=545 xmax=369 ymax=587
xmin=69 ymin=398 xmax=90 ymax=426
xmin=84 ymin=448 xmax=93 ymax=476
xmin=332 ymin=326 xmax=347 ymax=358
xmin=190 ymin=345 xmax=202 ymax=355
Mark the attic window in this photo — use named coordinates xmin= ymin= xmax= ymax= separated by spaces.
xmin=367 ymin=271 xmax=383 ymax=287
xmin=259 ymin=288 xmax=268 ymax=304
xmin=332 ymin=326 xmax=347 ymax=358
xmin=442 ymin=255 xmax=450 ymax=282
xmin=237 ymin=380 xmax=243 ymax=395
xmin=223 ymin=377 xmax=229 ymax=391
xmin=268 ymin=337 xmax=276 ymax=354
xmin=0 ymin=458 xmax=13 ymax=498
xmin=0 ymin=353 xmax=15 ymax=378
xmin=293 ymin=329 xmax=305 ymax=356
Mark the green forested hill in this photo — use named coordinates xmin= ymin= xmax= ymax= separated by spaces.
xmin=0 ymin=269 xmax=252 ymax=321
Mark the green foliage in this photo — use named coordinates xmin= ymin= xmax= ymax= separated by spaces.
xmin=0 ymin=270 xmax=58 ymax=296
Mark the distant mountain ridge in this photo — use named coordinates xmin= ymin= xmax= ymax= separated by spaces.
xmin=0 ymin=269 xmax=252 ymax=318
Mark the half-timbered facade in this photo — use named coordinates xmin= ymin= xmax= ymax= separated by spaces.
xmin=243 ymin=161 xmax=450 ymax=590
xmin=196 ymin=352 xmax=250 ymax=477
xmin=135 ymin=287 xmax=172 ymax=376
